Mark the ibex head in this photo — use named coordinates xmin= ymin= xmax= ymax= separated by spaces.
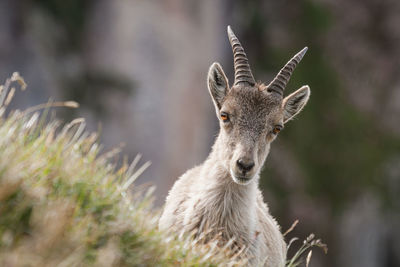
xmin=208 ymin=26 xmax=310 ymax=185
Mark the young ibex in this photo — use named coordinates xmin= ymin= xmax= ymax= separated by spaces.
xmin=159 ymin=26 xmax=310 ymax=266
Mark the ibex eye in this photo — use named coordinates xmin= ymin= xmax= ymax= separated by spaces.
xmin=272 ymin=125 xmax=283 ymax=135
xmin=220 ymin=112 xmax=229 ymax=122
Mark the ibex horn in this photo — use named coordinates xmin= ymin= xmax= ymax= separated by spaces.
xmin=266 ymin=47 xmax=308 ymax=96
xmin=227 ymin=26 xmax=256 ymax=86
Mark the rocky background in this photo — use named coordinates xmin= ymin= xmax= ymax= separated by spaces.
xmin=1 ymin=0 xmax=399 ymax=266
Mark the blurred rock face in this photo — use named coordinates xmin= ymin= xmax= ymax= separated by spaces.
xmin=85 ymin=0 xmax=226 ymax=200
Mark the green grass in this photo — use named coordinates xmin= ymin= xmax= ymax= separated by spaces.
xmin=0 ymin=73 xmax=325 ymax=266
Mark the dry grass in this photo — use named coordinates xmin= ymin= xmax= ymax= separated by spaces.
xmin=0 ymin=73 xmax=325 ymax=266
xmin=285 ymin=231 xmax=328 ymax=267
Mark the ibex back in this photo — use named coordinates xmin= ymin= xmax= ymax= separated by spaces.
xmin=159 ymin=26 xmax=311 ymax=266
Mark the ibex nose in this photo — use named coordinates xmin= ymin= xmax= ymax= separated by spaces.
xmin=236 ymin=158 xmax=255 ymax=173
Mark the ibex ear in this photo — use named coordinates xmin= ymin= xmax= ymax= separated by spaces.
xmin=282 ymin=85 xmax=310 ymax=123
xmin=208 ymin=62 xmax=229 ymax=110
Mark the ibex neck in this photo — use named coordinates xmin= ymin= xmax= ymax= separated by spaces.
xmin=188 ymin=131 xmax=261 ymax=247
xmin=199 ymin=148 xmax=258 ymax=243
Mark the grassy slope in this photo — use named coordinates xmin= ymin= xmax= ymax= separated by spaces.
xmin=0 ymin=73 xmax=237 ymax=266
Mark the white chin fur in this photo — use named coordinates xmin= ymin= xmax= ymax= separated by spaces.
xmin=230 ymin=169 xmax=253 ymax=185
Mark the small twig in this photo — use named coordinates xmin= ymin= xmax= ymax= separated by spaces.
xmin=305 ymin=250 xmax=312 ymax=267
xmin=283 ymin=219 xmax=299 ymax=236
xmin=16 ymin=101 xmax=79 ymax=120
xmin=122 ymin=161 xmax=151 ymax=191
xmin=0 ymin=72 xmax=27 ymax=107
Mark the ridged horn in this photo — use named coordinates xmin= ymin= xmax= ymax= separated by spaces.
xmin=227 ymin=26 xmax=255 ymax=86
xmin=266 ymin=47 xmax=308 ymax=96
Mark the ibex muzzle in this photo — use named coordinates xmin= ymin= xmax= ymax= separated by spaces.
xmin=231 ymin=142 xmax=257 ymax=184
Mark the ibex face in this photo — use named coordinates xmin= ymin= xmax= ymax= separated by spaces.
xmin=208 ymin=26 xmax=310 ymax=185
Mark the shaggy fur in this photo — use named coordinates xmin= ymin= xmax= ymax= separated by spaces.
xmin=159 ymin=29 xmax=310 ymax=267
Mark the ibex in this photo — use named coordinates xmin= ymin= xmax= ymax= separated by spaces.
xmin=159 ymin=26 xmax=310 ymax=266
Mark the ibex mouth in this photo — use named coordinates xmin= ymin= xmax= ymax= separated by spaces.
xmin=230 ymin=169 xmax=254 ymax=185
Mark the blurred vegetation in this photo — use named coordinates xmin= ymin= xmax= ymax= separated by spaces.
xmin=237 ymin=0 xmax=400 ymax=262
xmin=0 ymin=74 xmax=238 ymax=266
xmin=234 ymin=0 xmax=396 ymax=205
xmin=34 ymin=0 xmax=91 ymax=49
